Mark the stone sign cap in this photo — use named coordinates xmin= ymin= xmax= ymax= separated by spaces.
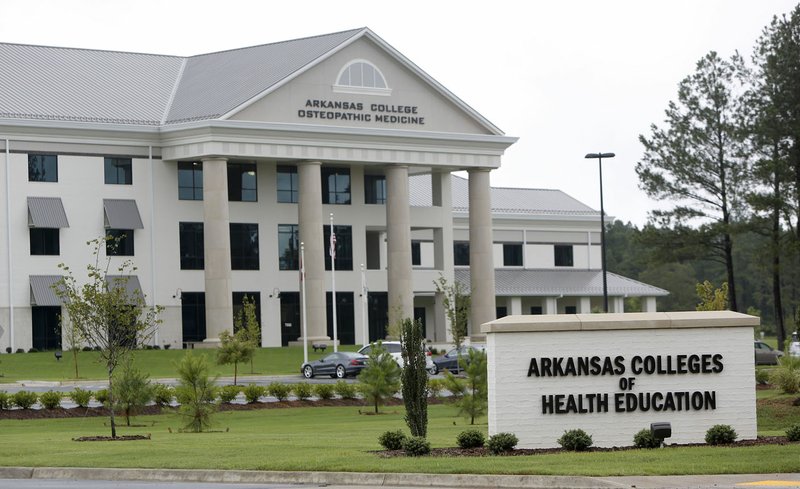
xmin=481 ymin=311 xmax=759 ymax=334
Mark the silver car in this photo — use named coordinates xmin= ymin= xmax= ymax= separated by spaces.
xmin=755 ymin=340 xmax=783 ymax=365
xmin=357 ymin=341 xmax=436 ymax=374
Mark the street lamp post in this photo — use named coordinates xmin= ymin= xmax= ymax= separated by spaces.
xmin=584 ymin=152 xmax=615 ymax=313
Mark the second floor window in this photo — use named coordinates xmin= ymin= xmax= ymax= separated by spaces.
xmin=178 ymin=161 xmax=203 ymax=200
xmin=278 ymin=224 xmax=299 ymax=270
xmin=554 ymin=244 xmax=574 ymax=267
xmin=411 ymin=241 xmax=421 ymax=266
xmin=277 ymin=166 xmax=299 ymax=203
xmin=179 ymin=222 xmax=204 ymax=270
xmin=105 ymin=157 xmax=132 ymax=185
xmin=503 ymin=243 xmax=523 ymax=267
xmin=28 ymin=154 xmax=58 ymax=182
xmin=364 ymin=174 xmax=386 ymax=204
xmin=324 ymin=225 xmax=353 ymax=271
xmin=230 ymin=223 xmax=259 ymax=270
xmin=322 ymin=167 xmax=350 ymax=205
xmin=454 ymin=242 xmax=470 ymax=266
xmin=106 ymin=229 xmax=134 ymax=256
xmin=30 ymin=228 xmax=59 ymax=255
xmin=228 ymin=162 xmax=257 ymax=202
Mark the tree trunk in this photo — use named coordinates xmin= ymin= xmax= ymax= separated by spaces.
xmin=723 ymin=231 xmax=738 ymax=312
xmin=72 ymin=349 xmax=79 ymax=379
xmin=108 ymin=365 xmax=117 ymax=439
xmin=773 ymin=170 xmax=786 ymax=351
xmin=234 ymin=362 xmax=238 ymax=386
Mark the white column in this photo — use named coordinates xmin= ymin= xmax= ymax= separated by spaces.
xmin=468 ymin=168 xmax=496 ymax=333
xmin=544 ymin=297 xmax=558 ymax=315
xmin=509 ymin=297 xmax=522 ymax=316
xmin=386 ymin=165 xmax=413 ymax=328
xmin=578 ymin=297 xmax=592 ymax=314
xmin=643 ymin=296 xmax=657 ymax=312
xmin=612 ymin=297 xmax=625 ymax=313
xmin=297 ymin=161 xmax=329 ymax=342
xmin=202 ymin=157 xmax=232 ymax=344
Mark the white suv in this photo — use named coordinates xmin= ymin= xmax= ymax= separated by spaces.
xmin=357 ymin=341 xmax=436 ymax=374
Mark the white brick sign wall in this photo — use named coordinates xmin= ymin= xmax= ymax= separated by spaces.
xmin=483 ymin=311 xmax=759 ymax=449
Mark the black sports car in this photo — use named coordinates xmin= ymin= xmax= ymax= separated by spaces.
xmin=301 ymin=351 xmax=368 ymax=379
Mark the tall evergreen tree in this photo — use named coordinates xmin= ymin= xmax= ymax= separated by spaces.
xmin=637 ymin=51 xmax=750 ymax=311
xmin=399 ymin=318 xmax=428 ymax=438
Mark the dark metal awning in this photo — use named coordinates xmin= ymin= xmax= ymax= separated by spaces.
xmin=106 ymin=275 xmax=144 ymax=301
xmin=27 ymin=197 xmax=69 ymax=228
xmin=103 ymin=199 xmax=143 ymax=229
xmin=30 ymin=275 xmax=64 ymax=306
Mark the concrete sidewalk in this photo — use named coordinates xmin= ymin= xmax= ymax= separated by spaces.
xmin=1 ymin=467 xmax=800 ymax=489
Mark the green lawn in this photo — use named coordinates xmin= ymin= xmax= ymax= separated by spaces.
xmin=1 ymin=403 xmax=799 ymax=475
xmin=0 ymin=346 xmax=359 ymax=383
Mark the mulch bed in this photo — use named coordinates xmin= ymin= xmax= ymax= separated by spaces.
xmin=73 ymin=434 xmax=151 ymax=442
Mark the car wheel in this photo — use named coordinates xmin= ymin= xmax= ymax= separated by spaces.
xmin=335 ymin=365 xmax=346 ymax=379
xmin=428 ymin=365 xmax=438 ymax=375
xmin=303 ymin=365 xmax=314 ymax=379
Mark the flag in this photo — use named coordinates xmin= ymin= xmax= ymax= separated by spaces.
xmin=329 ymin=231 xmax=337 ymax=259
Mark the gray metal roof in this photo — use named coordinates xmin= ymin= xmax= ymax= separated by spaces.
xmin=106 ymin=275 xmax=144 ymax=301
xmin=165 ymin=29 xmax=363 ymax=124
xmin=103 ymin=199 xmax=144 ymax=229
xmin=0 ymin=43 xmax=183 ymax=125
xmin=454 ymin=268 xmax=669 ymax=297
xmin=27 ymin=197 xmax=69 ymax=228
xmin=29 ymin=275 xmax=63 ymax=306
xmin=410 ymin=174 xmax=598 ymax=217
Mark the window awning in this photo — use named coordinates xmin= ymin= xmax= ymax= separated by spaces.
xmin=103 ymin=199 xmax=143 ymax=229
xmin=27 ymin=197 xmax=69 ymax=228
xmin=30 ymin=275 xmax=64 ymax=306
xmin=106 ymin=275 xmax=144 ymax=301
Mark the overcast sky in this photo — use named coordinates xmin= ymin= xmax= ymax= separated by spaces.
xmin=3 ymin=0 xmax=798 ymax=225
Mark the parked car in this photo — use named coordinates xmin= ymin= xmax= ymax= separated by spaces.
xmin=301 ymin=351 xmax=368 ymax=379
xmin=754 ymin=340 xmax=783 ymax=365
xmin=431 ymin=345 xmax=486 ymax=374
xmin=357 ymin=341 xmax=436 ymax=374
xmin=789 ymin=331 xmax=800 ymax=358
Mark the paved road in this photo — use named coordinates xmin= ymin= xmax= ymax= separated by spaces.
xmin=0 ymin=481 xmax=310 ymax=489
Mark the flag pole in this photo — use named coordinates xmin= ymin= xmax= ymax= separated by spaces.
xmin=330 ymin=213 xmax=338 ymax=352
xmin=361 ymin=263 xmax=368 ymax=347
xmin=300 ymin=242 xmax=308 ymax=366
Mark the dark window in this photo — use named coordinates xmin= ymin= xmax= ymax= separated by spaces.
xmin=30 ymin=228 xmax=59 ymax=255
xmin=454 ymin=242 xmax=470 ymax=266
xmin=178 ymin=161 xmax=203 ymax=200
xmin=503 ymin=243 xmax=523 ymax=266
xmin=232 ymin=292 xmax=261 ymax=338
xmin=28 ymin=154 xmax=58 ymax=182
xmin=230 ymin=223 xmax=259 ymax=270
xmin=411 ymin=241 xmax=421 ymax=266
xmin=181 ymin=292 xmax=206 ymax=343
xmin=326 ymin=292 xmax=355 ymax=345
xmin=280 ymin=292 xmax=301 ymax=346
xmin=364 ymin=174 xmax=386 ymax=204
xmin=227 ymin=162 xmax=257 ymax=202
xmin=324 ymin=225 xmax=352 ymax=271
xmin=554 ymin=244 xmax=574 ymax=267
xmin=104 ymin=157 xmax=132 ymax=185
xmin=278 ymin=224 xmax=299 ymax=270
xmin=32 ymin=306 xmax=61 ymax=350
xmin=276 ymin=166 xmax=298 ymax=203
xmin=321 ymin=167 xmax=351 ymax=204
xmin=565 ymin=306 xmax=577 ymax=314
xmin=106 ymin=229 xmax=134 ymax=256
xmin=530 ymin=306 xmax=543 ymax=315
xmin=367 ymin=292 xmax=388 ymax=342
xmin=496 ymin=307 xmax=508 ymax=319
xmin=179 ymin=222 xmax=204 ymax=270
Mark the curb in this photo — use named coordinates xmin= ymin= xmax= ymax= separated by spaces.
xmin=0 ymin=467 xmax=619 ymax=488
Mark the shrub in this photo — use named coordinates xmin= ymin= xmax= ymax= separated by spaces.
xmin=113 ymin=361 xmax=154 ymax=426
xmin=28 ymin=347 xmax=39 ymax=353
xmin=82 ymin=346 xmax=93 ymax=352
xmin=755 ymin=368 xmax=770 ymax=385
xmin=334 ymin=380 xmax=357 ymax=399
xmin=4 ymin=347 xmax=10 ymax=354
xmin=219 ymin=385 xmax=241 ymax=404
xmin=292 ymin=382 xmax=313 ymax=401
xmin=174 ymin=353 xmax=219 ymax=433
xmin=770 ymin=356 xmax=800 ymax=394
xmin=39 ymin=390 xmax=62 ymax=409
xmin=0 ymin=391 xmax=10 ymax=410
xmin=427 ymin=378 xmax=444 ymax=399
xmin=164 ymin=343 xmax=171 ymax=350
xmin=69 ymin=388 xmax=92 ymax=408
xmin=402 ymin=436 xmax=431 ymax=456
xmin=15 ymin=348 xmax=24 ymax=354
xmin=705 ymin=424 xmax=737 ymax=445
xmin=268 ymin=382 xmax=291 ymax=401
xmin=12 ymin=390 xmax=38 ymax=409
xmin=633 ymin=429 xmax=661 ymax=449
xmin=94 ymin=388 xmax=109 ymax=406
xmin=487 ymin=432 xmax=518 ymax=454
xmin=378 ymin=430 xmax=407 ymax=450
xmin=314 ymin=383 xmax=335 ymax=400
xmin=786 ymin=424 xmax=800 ymax=442
xmin=558 ymin=429 xmax=593 ymax=451
xmin=242 ymin=384 xmax=266 ymax=403
xmin=152 ymin=384 xmax=175 ymax=408
xmin=457 ymin=429 xmax=486 ymax=449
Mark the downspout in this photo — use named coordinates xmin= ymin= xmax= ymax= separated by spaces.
xmin=5 ymin=139 xmax=14 ymax=352
xmin=148 ymin=145 xmax=159 ymax=347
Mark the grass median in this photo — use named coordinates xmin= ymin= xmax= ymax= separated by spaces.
xmin=1 ymin=402 xmax=799 ymax=476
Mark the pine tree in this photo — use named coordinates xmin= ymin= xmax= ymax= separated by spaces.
xmin=400 ymin=318 xmax=428 ymax=437
xmin=358 ymin=342 xmax=401 ymax=414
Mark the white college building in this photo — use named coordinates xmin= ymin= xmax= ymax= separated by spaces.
xmin=0 ymin=28 xmax=667 ymax=352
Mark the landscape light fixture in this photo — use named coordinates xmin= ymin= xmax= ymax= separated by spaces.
xmin=584 ymin=152 xmax=615 ymax=313
xmin=54 ymin=350 xmax=63 ymax=361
